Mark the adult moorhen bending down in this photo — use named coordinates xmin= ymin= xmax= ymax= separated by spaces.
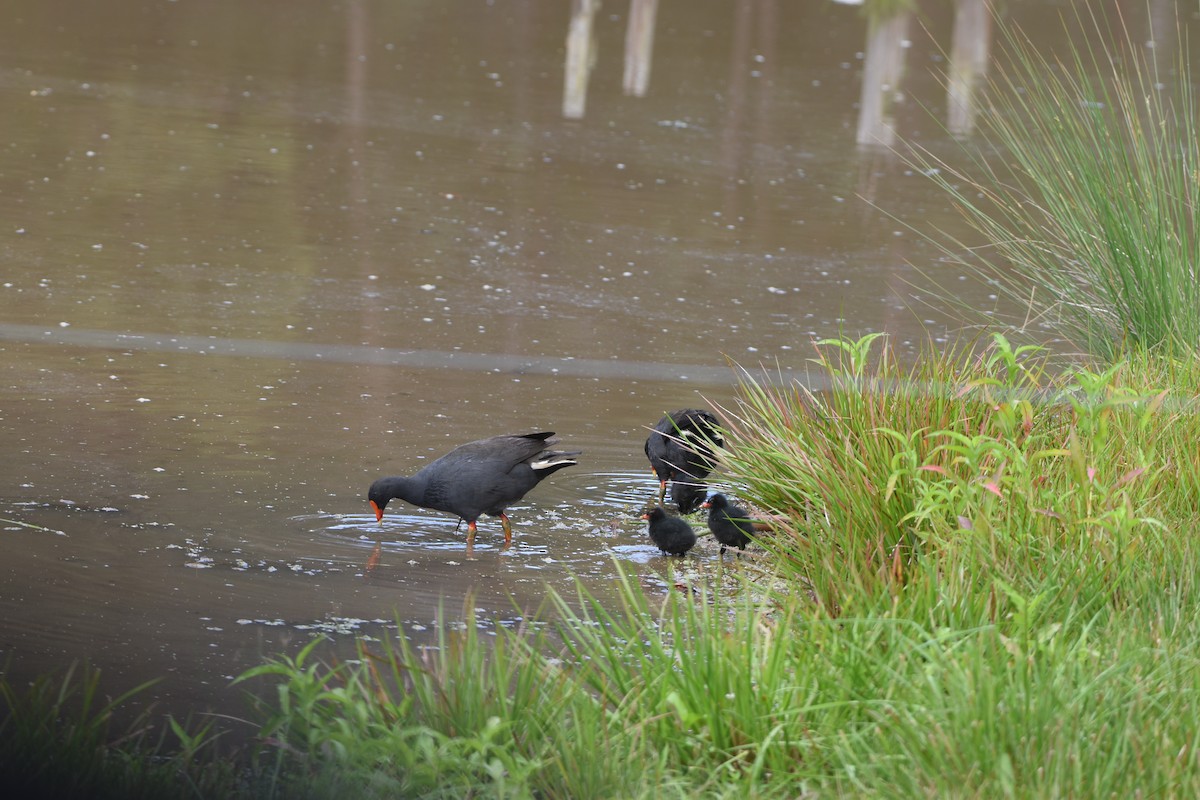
xmin=701 ymin=493 xmax=755 ymax=555
xmin=368 ymin=431 xmax=579 ymax=548
xmin=644 ymin=409 xmax=723 ymax=510
xmin=640 ymin=506 xmax=697 ymax=556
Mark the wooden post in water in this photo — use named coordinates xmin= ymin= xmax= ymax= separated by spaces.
xmin=563 ymin=0 xmax=601 ymax=119
xmin=623 ymin=0 xmax=659 ymax=97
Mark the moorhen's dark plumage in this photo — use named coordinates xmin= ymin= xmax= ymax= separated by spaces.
xmin=701 ymin=493 xmax=754 ymax=555
xmin=644 ymin=409 xmax=723 ymax=508
xmin=670 ymin=481 xmax=708 ymax=515
xmin=640 ymin=506 xmax=697 ymax=556
xmin=367 ymin=432 xmax=579 ymax=548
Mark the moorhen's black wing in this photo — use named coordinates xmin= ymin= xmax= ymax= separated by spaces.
xmin=418 ymin=432 xmax=571 ymax=517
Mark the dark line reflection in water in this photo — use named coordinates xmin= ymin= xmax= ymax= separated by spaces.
xmin=0 ymin=322 xmax=812 ymax=386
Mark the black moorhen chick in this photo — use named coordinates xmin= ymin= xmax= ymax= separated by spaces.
xmin=644 ymin=409 xmax=723 ymax=508
xmin=640 ymin=506 xmax=697 ymax=556
xmin=368 ymin=431 xmax=579 ymax=548
xmin=701 ymin=493 xmax=755 ymax=555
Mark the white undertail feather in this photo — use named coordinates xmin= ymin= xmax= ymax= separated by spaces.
xmin=679 ymin=428 xmax=722 ymax=447
xmin=531 ymin=454 xmax=578 ymax=471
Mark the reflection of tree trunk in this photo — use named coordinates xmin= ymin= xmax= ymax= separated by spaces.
xmin=623 ymin=0 xmax=658 ymax=96
xmin=719 ymin=0 xmax=753 ymax=178
xmin=346 ymin=0 xmax=367 ymax=130
xmin=563 ymin=0 xmax=600 ymax=119
xmin=751 ymin=0 xmax=777 ymax=243
xmin=754 ymin=0 xmax=777 ymax=136
xmin=504 ymin=1 xmax=537 ymax=367
xmin=855 ymin=7 xmax=913 ymax=335
xmin=947 ymin=0 xmax=991 ymax=136
xmin=855 ymin=11 xmax=911 ymax=147
xmin=346 ymin=0 xmax=378 ymax=349
xmin=1143 ymin=0 xmax=1178 ymax=73
xmin=345 ymin=0 xmax=369 ymax=254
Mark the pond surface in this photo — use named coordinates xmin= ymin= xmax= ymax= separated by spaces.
xmin=0 ymin=0 xmax=1192 ymax=727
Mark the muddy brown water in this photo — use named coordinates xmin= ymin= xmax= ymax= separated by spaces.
xmin=0 ymin=0 xmax=1192 ymax=730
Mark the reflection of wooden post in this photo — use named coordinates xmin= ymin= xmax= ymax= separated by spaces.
xmin=563 ymin=0 xmax=600 ymax=119
xmin=346 ymin=0 xmax=367 ymax=129
xmin=623 ymin=0 xmax=659 ymax=96
xmin=719 ymin=0 xmax=753 ymax=175
xmin=855 ymin=10 xmax=911 ymax=147
xmin=947 ymin=0 xmax=991 ymax=136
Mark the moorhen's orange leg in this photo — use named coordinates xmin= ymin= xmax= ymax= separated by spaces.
xmin=500 ymin=513 xmax=513 ymax=547
xmin=657 ymin=478 xmax=668 ymax=505
xmin=466 ymin=520 xmax=477 ymax=555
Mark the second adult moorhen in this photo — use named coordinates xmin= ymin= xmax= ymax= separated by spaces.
xmin=644 ymin=408 xmax=723 ymax=508
xmin=367 ymin=431 xmax=579 ymax=548
xmin=640 ymin=506 xmax=697 ymax=556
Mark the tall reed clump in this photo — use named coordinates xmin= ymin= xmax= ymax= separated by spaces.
xmin=717 ymin=332 xmax=1200 ymax=616
xmin=705 ymin=331 xmax=1200 ymax=794
xmin=909 ymin=7 xmax=1200 ymax=360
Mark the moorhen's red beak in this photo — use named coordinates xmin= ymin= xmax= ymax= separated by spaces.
xmin=370 ymin=500 xmax=384 ymax=523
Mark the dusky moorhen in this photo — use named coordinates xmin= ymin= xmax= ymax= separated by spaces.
xmin=368 ymin=431 xmax=579 ymax=548
xmin=644 ymin=408 xmax=722 ymax=508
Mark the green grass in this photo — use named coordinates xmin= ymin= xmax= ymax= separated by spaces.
xmin=0 ymin=662 xmax=245 ymax=799
xmin=718 ymin=333 xmax=1200 ymax=608
xmin=909 ymin=6 xmax=1200 ymax=359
